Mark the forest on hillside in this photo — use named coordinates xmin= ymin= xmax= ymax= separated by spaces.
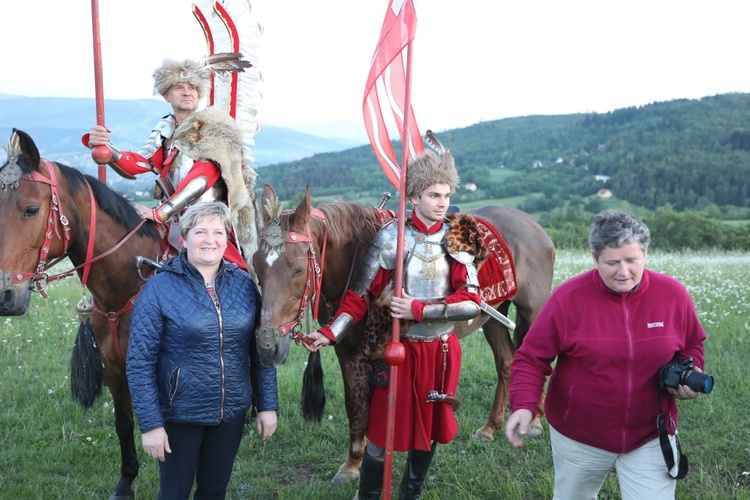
xmin=255 ymin=93 xmax=750 ymax=216
xmin=252 ymin=93 xmax=750 ymax=250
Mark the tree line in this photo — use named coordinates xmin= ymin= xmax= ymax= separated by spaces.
xmin=254 ymin=93 xmax=750 ymax=250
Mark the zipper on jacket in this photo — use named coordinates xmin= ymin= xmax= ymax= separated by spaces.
xmin=208 ymin=286 xmax=226 ymax=421
xmin=621 ymin=294 xmax=635 ymax=451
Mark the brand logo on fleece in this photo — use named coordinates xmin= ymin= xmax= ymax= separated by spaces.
xmin=647 ymin=322 xmax=665 ymax=328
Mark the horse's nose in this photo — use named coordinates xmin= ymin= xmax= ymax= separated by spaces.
xmin=255 ymin=326 xmax=281 ymax=351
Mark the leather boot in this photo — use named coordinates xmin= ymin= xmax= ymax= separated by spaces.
xmin=398 ymin=446 xmax=436 ymax=500
xmin=353 ymin=451 xmax=385 ymax=500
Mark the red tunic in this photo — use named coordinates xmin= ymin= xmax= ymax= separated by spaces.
xmin=319 ymin=216 xmax=480 ymax=451
xmin=81 ymin=131 xmax=247 ymax=272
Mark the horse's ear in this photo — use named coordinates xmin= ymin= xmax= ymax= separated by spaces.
xmin=259 ymin=184 xmax=277 ymax=225
xmin=290 ymin=186 xmax=311 ymax=232
xmin=11 ymin=128 xmax=40 ymax=169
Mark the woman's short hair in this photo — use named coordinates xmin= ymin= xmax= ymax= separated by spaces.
xmin=589 ymin=209 xmax=650 ymax=257
xmin=179 ymin=202 xmax=233 ymax=239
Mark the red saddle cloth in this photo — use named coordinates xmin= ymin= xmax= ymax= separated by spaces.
xmin=474 ymin=216 xmax=517 ymax=306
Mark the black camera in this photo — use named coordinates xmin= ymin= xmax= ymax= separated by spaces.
xmin=659 ymin=357 xmax=714 ymax=394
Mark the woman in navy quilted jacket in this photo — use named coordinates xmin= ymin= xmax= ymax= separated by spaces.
xmin=127 ymin=201 xmax=278 ymax=499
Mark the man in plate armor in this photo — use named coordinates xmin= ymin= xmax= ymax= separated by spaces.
xmin=304 ymin=149 xmax=482 ymax=499
xmin=83 ymin=57 xmax=256 ymax=272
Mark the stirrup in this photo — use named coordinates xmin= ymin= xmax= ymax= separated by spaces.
xmin=135 ymin=255 xmax=163 ymax=281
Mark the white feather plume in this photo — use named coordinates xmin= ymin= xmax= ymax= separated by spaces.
xmin=193 ymin=0 xmax=263 ymax=155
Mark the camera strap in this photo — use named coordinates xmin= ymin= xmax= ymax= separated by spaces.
xmin=657 ymin=390 xmax=689 ymax=479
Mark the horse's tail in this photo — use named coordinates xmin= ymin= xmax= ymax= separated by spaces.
xmin=70 ymin=320 xmax=103 ymax=409
xmin=301 ymin=351 xmax=325 ymax=423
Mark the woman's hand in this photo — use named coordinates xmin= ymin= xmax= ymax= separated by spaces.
xmin=504 ymin=409 xmax=534 ymax=448
xmin=141 ymin=426 xmax=171 ymax=462
xmin=668 ymin=367 xmax=703 ymax=400
xmin=256 ymin=410 xmax=278 ymax=441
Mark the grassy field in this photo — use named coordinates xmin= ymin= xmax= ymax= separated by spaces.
xmin=1 ymin=250 xmax=749 ymax=499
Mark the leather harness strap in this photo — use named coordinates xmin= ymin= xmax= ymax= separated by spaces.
xmin=275 ymin=208 xmax=328 ymax=345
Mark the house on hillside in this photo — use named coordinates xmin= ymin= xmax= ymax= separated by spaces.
xmin=597 ymin=188 xmax=613 ymax=199
xmin=595 ymin=175 xmax=611 ymax=182
xmin=464 ymin=182 xmax=477 ymax=192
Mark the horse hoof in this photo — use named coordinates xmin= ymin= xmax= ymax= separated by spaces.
xmin=472 ymin=426 xmax=496 ymax=441
xmin=331 ymin=469 xmax=359 ymax=485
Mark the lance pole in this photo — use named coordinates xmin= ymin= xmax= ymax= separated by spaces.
xmin=90 ymin=0 xmax=109 ymax=183
xmin=381 ymin=38 xmax=416 ymax=500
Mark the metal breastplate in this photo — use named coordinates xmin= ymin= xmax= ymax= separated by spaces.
xmin=402 ymin=224 xmax=455 ymax=339
xmin=136 ymin=115 xmax=196 ymax=186
xmin=167 ymin=151 xmax=195 ymax=187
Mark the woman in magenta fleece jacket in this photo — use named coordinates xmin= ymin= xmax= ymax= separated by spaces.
xmin=505 ymin=210 xmax=707 ymax=500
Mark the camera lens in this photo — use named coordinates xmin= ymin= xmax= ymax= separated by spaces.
xmin=681 ymin=370 xmax=714 ymax=394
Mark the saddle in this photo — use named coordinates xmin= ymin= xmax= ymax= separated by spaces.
xmin=473 ymin=216 xmax=518 ymax=306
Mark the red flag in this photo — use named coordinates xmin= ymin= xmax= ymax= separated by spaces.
xmin=363 ymin=0 xmax=424 ymax=189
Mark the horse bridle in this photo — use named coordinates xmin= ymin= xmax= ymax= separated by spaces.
xmin=4 ymin=159 xmax=146 ymax=360
xmin=257 ymin=208 xmax=328 ymax=347
xmin=6 ymin=160 xmax=145 ymax=291
xmin=5 ymin=160 xmax=72 ymax=295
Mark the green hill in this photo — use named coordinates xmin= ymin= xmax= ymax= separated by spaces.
xmin=255 ymin=93 xmax=750 ymax=216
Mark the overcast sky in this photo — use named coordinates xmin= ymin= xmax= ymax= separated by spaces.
xmin=3 ymin=0 xmax=750 ymax=134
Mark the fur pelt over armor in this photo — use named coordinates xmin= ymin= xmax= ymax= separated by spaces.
xmin=406 ymin=149 xmax=459 ymax=200
xmin=172 ymin=106 xmax=261 ymax=265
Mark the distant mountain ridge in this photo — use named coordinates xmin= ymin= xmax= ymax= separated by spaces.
xmin=0 ymin=95 xmax=363 ymax=169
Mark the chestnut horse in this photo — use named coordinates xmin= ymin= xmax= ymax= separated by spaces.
xmin=253 ymin=184 xmax=555 ymax=484
xmin=0 ymin=129 xmax=163 ymax=499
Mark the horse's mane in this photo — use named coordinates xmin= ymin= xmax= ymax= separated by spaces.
xmin=315 ymin=202 xmax=382 ymax=248
xmin=11 ymin=157 xmax=159 ymax=240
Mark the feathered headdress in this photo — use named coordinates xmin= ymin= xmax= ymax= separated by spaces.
xmin=192 ymin=0 xmax=263 ymax=153
xmin=406 ymin=130 xmax=459 ymax=199
xmin=152 ymin=53 xmax=251 ymax=100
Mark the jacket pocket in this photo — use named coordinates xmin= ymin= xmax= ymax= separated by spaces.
xmin=167 ymin=367 xmax=181 ymax=406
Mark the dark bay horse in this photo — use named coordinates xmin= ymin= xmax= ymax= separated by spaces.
xmin=0 ymin=129 xmax=163 ymax=499
xmin=253 ymin=184 xmax=555 ymax=484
